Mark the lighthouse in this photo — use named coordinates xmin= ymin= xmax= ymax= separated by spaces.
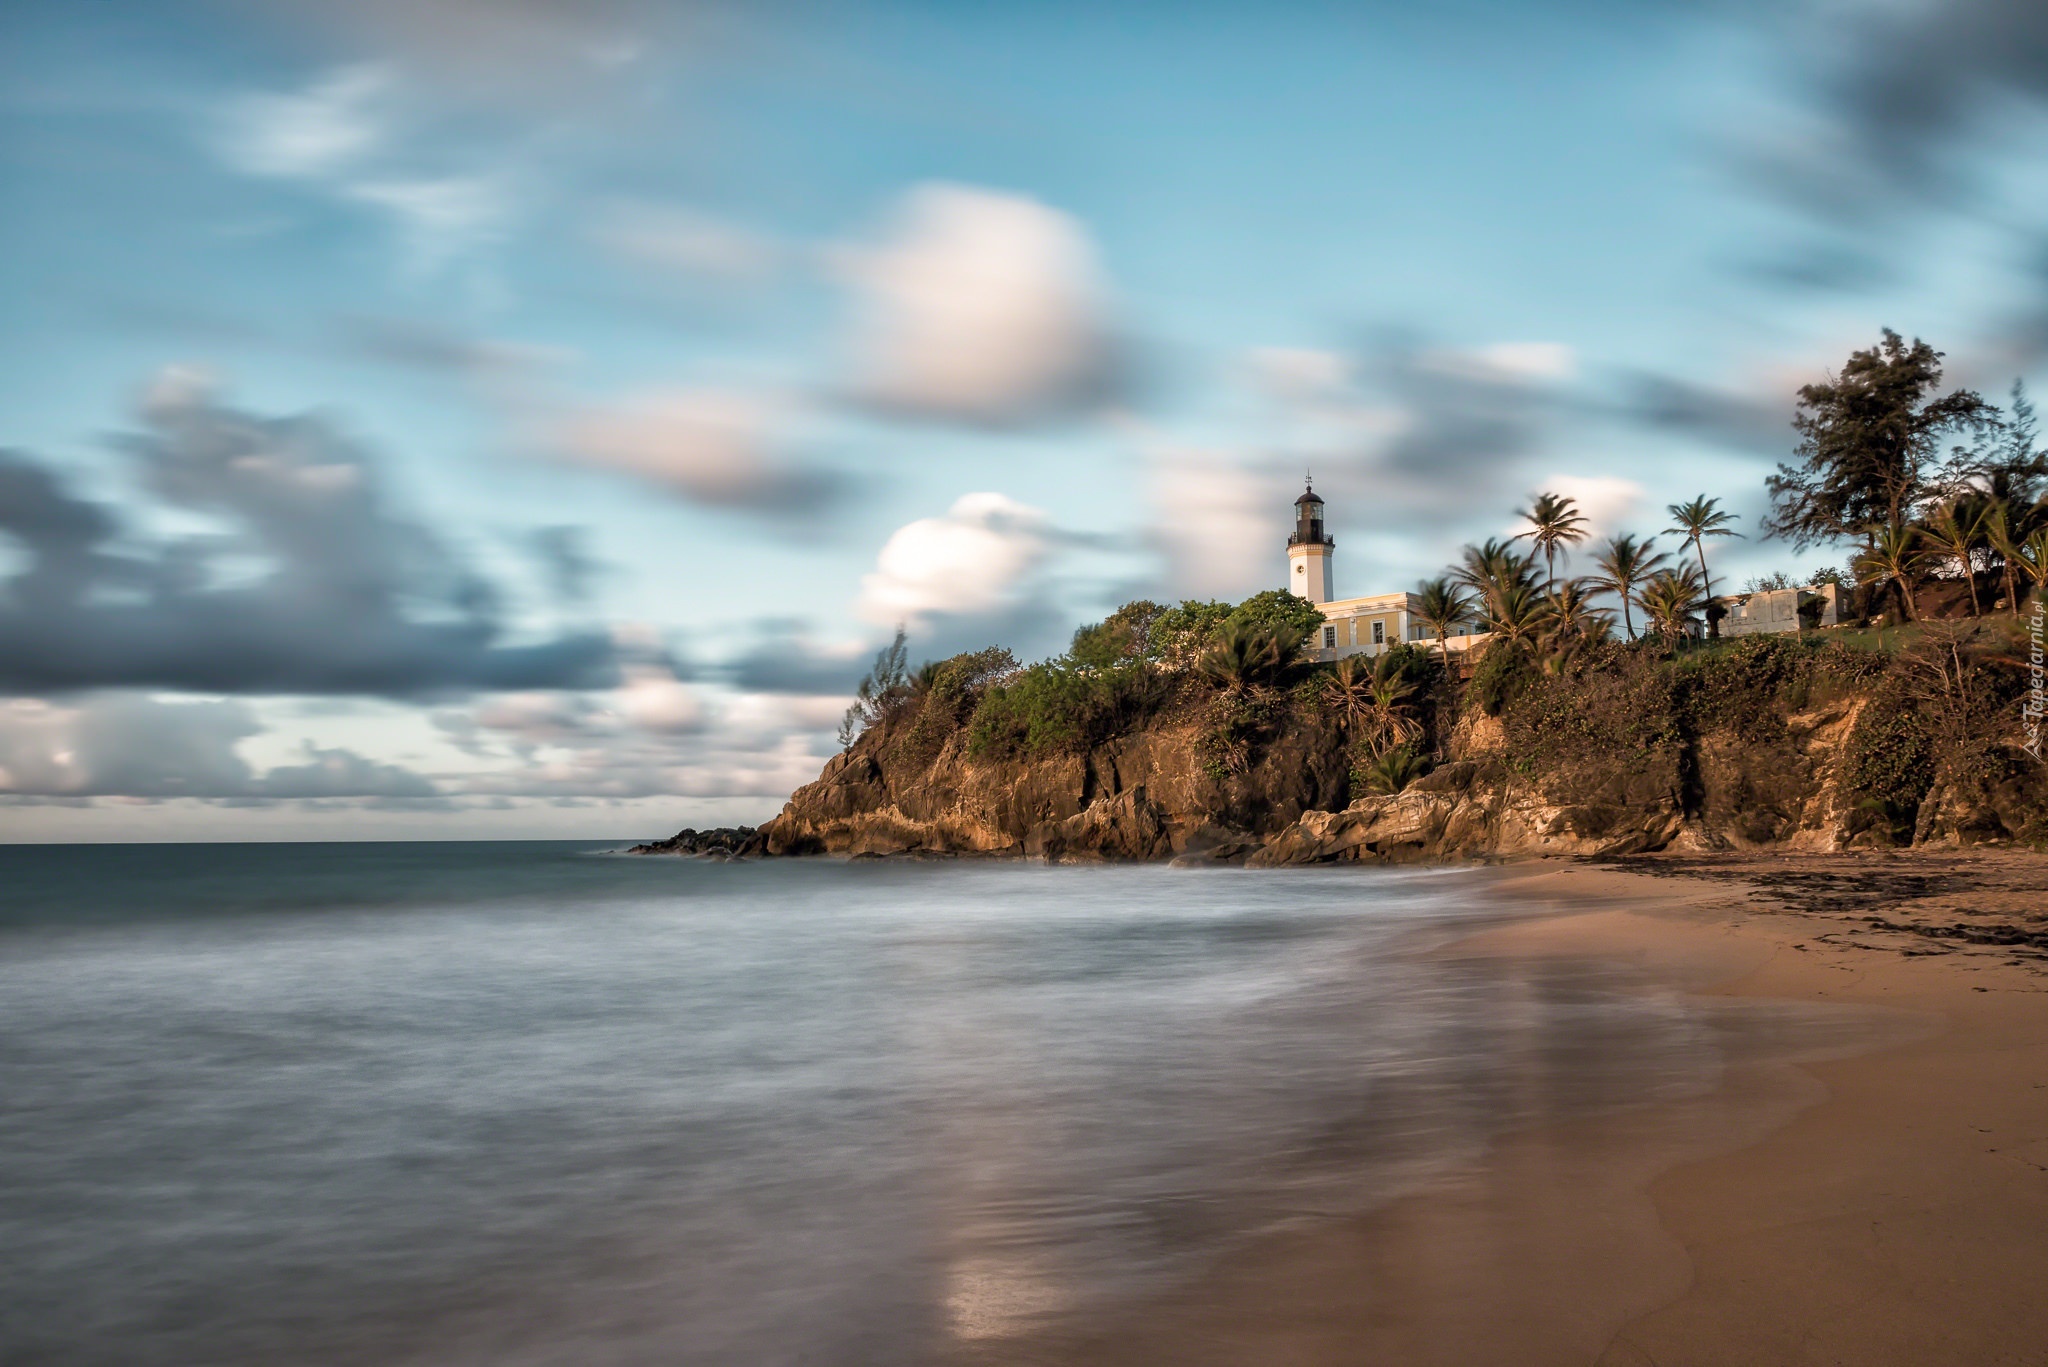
xmin=1286 ymin=482 xmax=1334 ymax=604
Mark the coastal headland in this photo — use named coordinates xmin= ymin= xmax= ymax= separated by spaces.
xmin=643 ymin=613 xmax=2045 ymax=866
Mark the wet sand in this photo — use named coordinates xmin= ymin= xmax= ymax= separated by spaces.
xmin=991 ymin=851 xmax=2048 ymax=1367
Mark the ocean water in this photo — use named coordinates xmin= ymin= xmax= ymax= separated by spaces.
xmin=0 ymin=844 xmax=1845 ymax=1364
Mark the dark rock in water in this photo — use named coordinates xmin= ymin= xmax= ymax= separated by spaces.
xmin=627 ymin=826 xmax=766 ymax=858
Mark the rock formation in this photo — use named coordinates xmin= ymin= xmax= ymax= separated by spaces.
xmin=745 ymin=633 xmax=2047 ymax=864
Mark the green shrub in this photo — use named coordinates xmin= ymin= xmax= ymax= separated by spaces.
xmin=895 ymin=646 xmax=1019 ymax=765
xmin=1675 ymin=635 xmax=1815 ymax=742
xmin=1069 ymin=601 xmax=1166 ymax=669
xmin=1223 ymin=588 xmax=1327 ymax=640
xmin=1467 ymin=639 xmax=1535 ymax=716
xmin=1148 ymin=599 xmax=1234 ymax=663
xmin=966 ymin=661 xmax=1168 ymax=760
xmin=1841 ymin=683 xmax=1933 ymax=841
xmin=1500 ymin=661 xmax=1680 ymax=768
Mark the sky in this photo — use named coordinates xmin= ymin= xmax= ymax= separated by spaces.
xmin=4 ymin=0 xmax=2048 ymax=840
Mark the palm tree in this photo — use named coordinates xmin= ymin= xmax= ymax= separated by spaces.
xmin=1665 ymin=496 xmax=1743 ymax=636
xmin=2004 ymin=526 xmax=2048 ymax=610
xmin=1486 ymin=579 xmax=1555 ymax=647
xmin=1588 ymin=534 xmax=1667 ymax=641
xmin=1360 ymin=663 xmax=1425 ymax=756
xmin=1637 ymin=567 xmax=1706 ymax=645
xmin=1986 ymin=503 xmax=2025 ymax=613
xmin=1852 ymin=523 xmax=1927 ymax=622
xmin=1544 ymin=577 xmax=1614 ymax=644
xmin=1322 ymin=653 xmax=1425 ymax=754
xmin=1919 ymin=500 xmax=1989 ymax=616
xmin=1515 ymin=492 xmax=1591 ymax=595
xmin=1454 ymin=538 xmax=1539 ymax=615
xmin=1413 ymin=576 xmax=1477 ymax=660
xmin=1199 ymin=621 xmax=1305 ymax=693
xmin=1360 ymin=744 xmax=1429 ymax=795
xmin=1319 ymin=655 xmax=1377 ymax=730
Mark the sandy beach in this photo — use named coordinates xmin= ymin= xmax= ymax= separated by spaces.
xmin=994 ymin=851 xmax=2048 ymax=1367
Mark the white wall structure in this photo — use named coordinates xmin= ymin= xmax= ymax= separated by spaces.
xmin=1719 ymin=583 xmax=1839 ymax=637
xmin=1282 ymin=482 xmax=1488 ymax=660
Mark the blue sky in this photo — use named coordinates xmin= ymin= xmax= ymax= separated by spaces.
xmin=4 ymin=0 xmax=2046 ymax=839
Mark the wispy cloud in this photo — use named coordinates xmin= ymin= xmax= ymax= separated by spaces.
xmin=211 ymin=64 xmax=513 ymax=275
xmin=216 ymin=62 xmax=391 ymax=179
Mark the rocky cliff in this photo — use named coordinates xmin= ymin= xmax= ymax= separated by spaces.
xmin=749 ymin=629 xmax=2046 ymax=865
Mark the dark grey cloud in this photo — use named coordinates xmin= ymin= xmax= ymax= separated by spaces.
xmin=0 ymin=375 xmax=617 ymax=696
xmin=1373 ymin=343 xmax=1554 ymax=485
xmin=1734 ymin=0 xmax=2048 ymax=324
xmin=1802 ymin=0 xmax=2048 ymax=210
xmin=1278 ymin=334 xmax=1565 ymax=527
xmin=524 ymin=525 xmax=601 ymax=603
xmin=258 ymin=745 xmax=439 ymax=798
xmin=1605 ymin=371 xmax=1791 ymax=455
xmin=723 ymin=639 xmax=867 ymax=697
xmin=0 ymin=693 xmax=439 ymax=799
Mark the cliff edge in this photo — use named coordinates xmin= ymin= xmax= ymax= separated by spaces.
xmin=750 ymin=624 xmax=2046 ymax=865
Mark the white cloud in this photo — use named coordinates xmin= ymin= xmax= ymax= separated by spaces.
xmin=1513 ymin=474 xmax=1647 ymax=544
xmin=840 ymin=183 xmax=1116 ymax=423
xmin=218 ymin=64 xmax=391 ymax=179
xmin=550 ymin=388 xmax=798 ymax=508
xmin=1422 ymin=341 xmax=1578 ymax=385
xmin=857 ymin=493 xmax=1052 ymax=626
xmin=615 ymin=667 xmax=705 ymax=734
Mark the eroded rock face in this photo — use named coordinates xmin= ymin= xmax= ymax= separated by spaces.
xmin=756 ymin=677 xmax=2044 ymax=864
xmin=763 ymin=716 xmax=1340 ymax=860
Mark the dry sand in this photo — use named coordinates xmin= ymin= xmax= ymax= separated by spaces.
xmin=992 ymin=851 xmax=2048 ymax=1367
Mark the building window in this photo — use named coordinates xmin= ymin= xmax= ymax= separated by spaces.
xmin=1323 ymin=625 xmax=1336 ymax=649
xmin=1372 ymin=621 xmax=1385 ymax=645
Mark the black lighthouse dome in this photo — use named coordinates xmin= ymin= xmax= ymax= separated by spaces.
xmin=1288 ymin=482 xmax=1332 ymax=547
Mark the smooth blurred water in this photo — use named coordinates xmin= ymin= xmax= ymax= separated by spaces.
xmin=1 ymin=844 xmax=1803 ymax=1364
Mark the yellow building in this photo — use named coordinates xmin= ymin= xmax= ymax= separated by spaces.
xmin=1284 ymin=483 xmax=1488 ymax=660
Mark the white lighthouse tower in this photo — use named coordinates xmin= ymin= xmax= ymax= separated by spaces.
xmin=1287 ymin=481 xmax=1334 ymax=604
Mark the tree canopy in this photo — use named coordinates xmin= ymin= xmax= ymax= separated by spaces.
xmin=1223 ymin=588 xmax=1327 ymax=640
xmin=1766 ymin=329 xmax=1990 ymax=549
